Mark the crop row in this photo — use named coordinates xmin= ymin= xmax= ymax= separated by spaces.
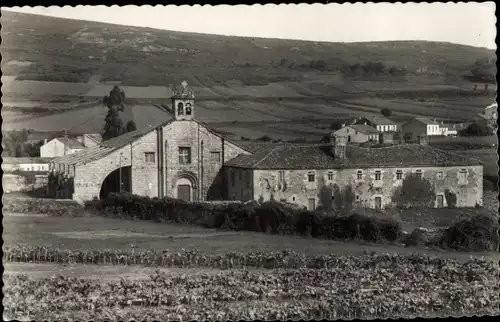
xmin=4 ymin=257 xmax=499 ymax=320
xmin=2 ymin=245 xmax=482 ymax=269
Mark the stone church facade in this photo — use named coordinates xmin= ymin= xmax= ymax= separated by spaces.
xmin=50 ymin=82 xmax=251 ymax=203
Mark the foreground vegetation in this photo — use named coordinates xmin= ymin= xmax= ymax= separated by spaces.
xmin=3 ymin=193 xmax=499 ymax=253
xmin=4 ymin=253 xmax=499 ymax=320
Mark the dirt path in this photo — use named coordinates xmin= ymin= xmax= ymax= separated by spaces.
xmin=3 ymin=263 xmax=263 ymax=281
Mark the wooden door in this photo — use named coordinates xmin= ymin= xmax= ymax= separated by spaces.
xmin=374 ymin=197 xmax=382 ymax=210
xmin=308 ymin=198 xmax=316 ymax=211
xmin=177 ymin=185 xmax=191 ymax=201
xmin=437 ymin=195 xmax=444 ymax=208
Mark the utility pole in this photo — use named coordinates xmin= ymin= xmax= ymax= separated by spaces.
xmin=119 ymin=152 xmax=123 ymax=193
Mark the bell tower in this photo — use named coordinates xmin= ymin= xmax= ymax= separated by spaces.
xmin=171 ymin=80 xmax=195 ymax=121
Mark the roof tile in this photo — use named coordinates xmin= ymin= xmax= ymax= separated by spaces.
xmin=224 ymin=143 xmax=482 ymax=169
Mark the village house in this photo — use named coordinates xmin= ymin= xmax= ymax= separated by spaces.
xmin=400 ymin=117 xmax=442 ymax=142
xmin=333 ymin=124 xmax=379 ymax=143
xmin=353 ymin=116 xmax=398 ymax=133
xmin=48 ymin=81 xmax=483 ymax=209
xmin=473 ymin=102 xmax=497 ymax=130
xmin=2 ymin=157 xmax=54 ymax=172
xmin=40 ymin=133 xmax=102 ymax=158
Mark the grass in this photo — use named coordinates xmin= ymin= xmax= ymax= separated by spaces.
xmin=3 ymin=213 xmax=499 ymax=263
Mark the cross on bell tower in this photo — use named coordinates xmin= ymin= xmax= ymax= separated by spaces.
xmin=171 ymin=80 xmax=195 ymax=121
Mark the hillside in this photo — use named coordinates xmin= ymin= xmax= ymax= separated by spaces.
xmin=1 ymin=10 xmax=497 ymax=140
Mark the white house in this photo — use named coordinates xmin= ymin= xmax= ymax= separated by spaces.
xmin=1 ymin=157 xmax=54 ymax=172
xmin=40 ymin=134 xmax=102 ymax=158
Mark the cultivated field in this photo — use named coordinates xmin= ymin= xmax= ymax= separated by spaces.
xmin=3 ymin=210 xmax=500 ymax=320
xmin=1 ymin=10 xmax=496 ymax=140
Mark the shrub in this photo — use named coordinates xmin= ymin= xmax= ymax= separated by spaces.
xmin=439 ymin=215 xmax=499 ymax=252
xmin=391 ymin=174 xmax=436 ymax=208
xmin=380 ymin=107 xmax=392 ymax=117
xmin=87 ymin=193 xmax=403 ymax=244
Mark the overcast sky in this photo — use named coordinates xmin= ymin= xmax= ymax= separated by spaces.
xmin=5 ymin=3 xmax=497 ymax=49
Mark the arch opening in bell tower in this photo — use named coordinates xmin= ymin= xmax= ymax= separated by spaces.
xmin=171 ymin=80 xmax=195 ymax=121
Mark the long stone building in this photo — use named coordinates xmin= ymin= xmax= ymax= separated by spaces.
xmin=50 ymin=81 xmax=483 ymax=209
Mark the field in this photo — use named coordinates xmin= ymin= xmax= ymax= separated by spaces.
xmin=1 ymin=10 xmax=496 ymax=141
xmin=4 ymin=213 xmax=497 ymax=260
xmin=451 ymin=148 xmax=498 ymax=178
xmin=3 ymin=210 xmax=500 ymax=320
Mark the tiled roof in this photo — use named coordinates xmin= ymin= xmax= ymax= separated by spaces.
xmin=415 ymin=118 xmax=439 ymax=125
xmin=363 ymin=115 xmax=398 ymax=126
xmin=224 ymin=143 xmax=482 ymax=169
xmin=51 ymin=145 xmax=115 ymax=166
xmin=226 ymin=140 xmax=284 ymax=154
xmin=54 ymin=137 xmax=85 ymax=149
xmin=85 ymin=133 xmax=103 ymax=144
xmin=51 ymin=119 xmax=253 ymax=166
xmin=349 ymin=124 xmax=380 ymax=135
xmin=2 ymin=157 xmax=54 ymax=164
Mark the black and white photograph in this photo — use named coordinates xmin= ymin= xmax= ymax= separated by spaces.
xmin=1 ymin=2 xmax=498 ymax=320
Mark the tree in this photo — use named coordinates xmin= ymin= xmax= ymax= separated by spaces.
xmin=125 ymin=120 xmax=137 ymax=133
xmin=103 ymin=85 xmax=126 ymax=111
xmin=380 ymin=107 xmax=392 ymax=117
xmin=102 ymin=107 xmax=124 ymax=141
xmin=459 ymin=122 xmax=491 ymax=137
xmin=403 ymin=132 xmax=413 ymax=143
xmin=2 ymin=129 xmax=30 ymax=157
xmin=391 ymin=173 xmax=436 ymax=208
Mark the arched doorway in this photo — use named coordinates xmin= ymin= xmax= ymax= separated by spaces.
xmin=99 ymin=166 xmax=132 ymax=199
xmin=175 ymin=171 xmax=198 ymax=202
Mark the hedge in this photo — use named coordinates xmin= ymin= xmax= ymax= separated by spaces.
xmin=85 ymin=193 xmax=403 ymax=243
xmin=3 ymin=197 xmax=85 ymax=216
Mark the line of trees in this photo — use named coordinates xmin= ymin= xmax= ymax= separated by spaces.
xmin=2 ymin=129 xmax=45 ymax=157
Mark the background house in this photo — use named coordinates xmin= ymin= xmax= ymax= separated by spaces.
xmin=401 ymin=117 xmax=441 ymax=142
xmin=354 ymin=116 xmax=398 ymax=132
xmin=40 ymin=137 xmax=85 ymax=158
xmin=2 ymin=157 xmax=54 ymax=172
xmin=333 ymin=124 xmax=379 ymax=143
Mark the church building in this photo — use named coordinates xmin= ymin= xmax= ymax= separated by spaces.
xmin=50 ymin=81 xmax=484 ymax=209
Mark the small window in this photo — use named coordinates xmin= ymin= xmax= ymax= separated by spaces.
xmin=396 ymin=170 xmax=403 ymax=180
xmin=437 ymin=171 xmax=444 ymax=180
xmin=357 ymin=170 xmax=363 ymax=180
xmin=327 ymin=171 xmax=334 ymax=181
xmin=210 ymin=151 xmax=221 ymax=162
xmin=307 ymin=172 xmax=315 ymax=182
xmin=177 ymin=102 xmax=184 ymax=115
xmin=232 ymin=195 xmax=236 ymax=201
xmin=375 ymin=170 xmax=382 ymax=181
xmin=145 ymin=152 xmax=155 ymax=163
xmin=292 ymin=196 xmax=296 ymax=202
xmin=356 ymin=195 xmax=360 ymax=200
xmin=415 ymin=170 xmax=423 ymax=179
xmin=185 ymin=103 xmax=192 ymax=115
xmin=458 ymin=169 xmax=468 ymax=180
xmin=179 ymin=147 xmax=191 ymax=164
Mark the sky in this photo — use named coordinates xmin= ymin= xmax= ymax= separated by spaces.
xmin=5 ymin=3 xmax=497 ymax=49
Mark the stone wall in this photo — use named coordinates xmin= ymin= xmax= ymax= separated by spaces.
xmin=249 ymin=165 xmax=483 ymax=210
xmin=72 ymin=145 xmax=132 ymax=202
